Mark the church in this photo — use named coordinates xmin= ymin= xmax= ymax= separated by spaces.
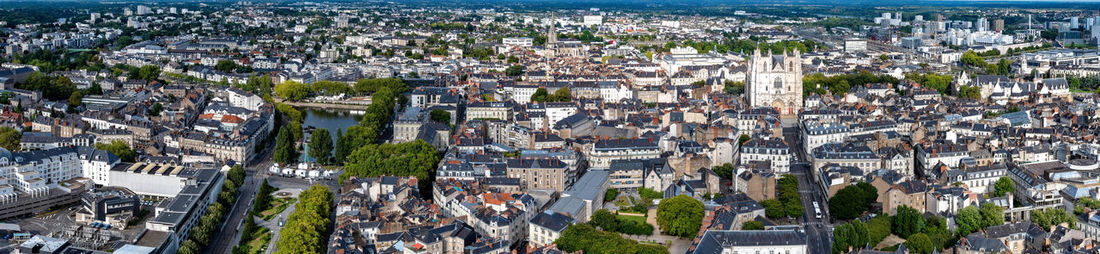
xmin=746 ymin=48 xmax=804 ymax=116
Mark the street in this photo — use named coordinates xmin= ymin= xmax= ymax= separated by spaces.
xmin=206 ymin=169 xmax=264 ymax=254
xmin=784 ymin=126 xmax=834 ymax=254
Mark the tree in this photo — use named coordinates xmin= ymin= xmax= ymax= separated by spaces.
xmin=333 ymin=129 xmax=350 ymax=165
xmin=68 ymin=91 xmax=83 ymax=108
xmin=308 ymin=128 xmax=333 ymax=165
xmin=147 ymin=102 xmax=163 ymax=116
xmin=178 ymin=240 xmax=200 ymax=254
xmin=530 ymin=88 xmax=549 ymax=102
xmin=828 ymin=183 xmax=877 ymax=220
xmin=95 ymin=140 xmax=136 ymax=162
xmin=867 ymin=217 xmax=892 ymax=246
xmin=353 ymin=78 xmax=407 ymax=95
xmin=905 ymin=73 xmax=955 ymax=94
xmin=892 ymin=205 xmax=925 ymax=238
xmin=430 ymin=109 xmax=451 ymax=124
xmin=137 ymin=65 xmax=161 ymax=82
xmin=656 ymin=195 xmax=704 ymax=237
xmin=907 ymin=233 xmax=935 ymax=254
xmin=742 ymin=221 xmax=764 ymax=230
xmin=833 ymin=221 xmax=870 ymax=254
xmin=1031 ymin=208 xmax=1075 ymax=231
xmin=961 ymin=51 xmax=986 ymax=68
xmin=549 ymin=87 xmax=571 ymax=101
xmin=956 ymin=206 xmax=983 ymax=236
xmin=993 ymin=177 xmax=1014 ymax=197
xmin=979 ymin=203 xmax=1004 ymax=228
xmin=0 ymin=127 xmax=21 ymax=151
xmin=604 ymin=188 xmax=619 ymax=202
xmin=723 ymin=81 xmax=745 ymax=95
xmin=341 ymin=140 xmax=440 ymax=193
xmin=505 ymin=65 xmax=523 ymax=76
xmin=273 ymin=126 xmax=298 ymax=164
xmin=712 ymin=163 xmax=735 ymax=179
xmin=215 ymin=60 xmax=239 ymax=73
xmin=554 ymin=224 xmax=669 ymax=254
xmin=274 ymin=80 xmax=310 ymax=101
xmin=762 ymin=199 xmax=785 ymax=219
xmin=227 ymin=165 xmax=245 ymax=187
xmin=275 ymin=185 xmax=333 ymax=254
xmin=310 ymin=81 xmax=350 ymax=96
xmin=590 ymin=209 xmax=620 ymax=231
xmin=777 ymin=175 xmax=803 ymax=218
xmin=958 ymin=86 xmax=982 ymax=99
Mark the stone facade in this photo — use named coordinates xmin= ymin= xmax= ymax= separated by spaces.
xmin=747 ymin=49 xmax=803 ymax=115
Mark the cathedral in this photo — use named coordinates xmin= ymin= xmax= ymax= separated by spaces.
xmin=746 ymin=48 xmax=804 ymax=116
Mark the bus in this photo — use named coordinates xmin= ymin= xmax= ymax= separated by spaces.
xmin=813 ymin=202 xmax=823 ymax=219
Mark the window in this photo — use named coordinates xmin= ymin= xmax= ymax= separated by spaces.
xmin=773 ymin=77 xmax=783 ymax=90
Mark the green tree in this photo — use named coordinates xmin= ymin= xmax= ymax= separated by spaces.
xmin=0 ymin=127 xmax=22 ymax=151
xmin=530 ymin=87 xmax=549 ymax=102
xmin=549 ymin=87 xmax=571 ymax=102
xmin=993 ymin=177 xmax=1014 ymax=197
xmin=867 ymin=217 xmax=892 ymax=246
xmin=961 ymin=51 xmax=986 ymax=68
xmin=979 ymin=202 xmax=1004 ymax=228
xmin=227 ymin=165 xmax=245 ymax=187
xmin=907 ymin=233 xmax=935 ymax=254
xmin=215 ymin=60 xmax=239 ymax=73
xmin=147 ymin=102 xmax=164 ymax=116
xmin=832 ymin=221 xmax=870 ymax=254
xmin=95 ymin=140 xmax=136 ymax=162
xmin=656 ymin=195 xmax=704 ymax=237
xmin=604 ymin=188 xmax=619 ymax=202
xmin=137 ymin=65 xmax=161 ymax=82
xmin=333 ymin=129 xmax=350 ymax=165
xmin=711 ymin=163 xmax=735 ymax=179
xmin=274 ymin=80 xmax=310 ymax=101
xmin=554 ymin=224 xmax=669 ymax=254
xmin=723 ymin=81 xmax=745 ymax=95
xmin=430 ymin=109 xmax=451 ymax=124
xmin=742 ymin=221 xmax=764 ymax=230
xmin=275 ymin=185 xmax=333 ymax=254
xmin=353 ymin=78 xmax=407 ymax=95
xmin=956 ymin=206 xmax=983 ymax=236
xmin=892 ymin=205 xmax=925 ymax=238
xmin=1031 ymin=208 xmax=1075 ymax=230
xmin=505 ymin=65 xmax=523 ymax=76
xmin=273 ymin=126 xmax=298 ymax=164
xmin=590 ymin=209 xmax=620 ymax=232
xmin=310 ymin=80 xmax=350 ymax=96
xmin=308 ymin=128 xmax=333 ymax=165
xmin=828 ymin=183 xmax=877 ymax=220
xmin=68 ymin=91 xmax=83 ymax=108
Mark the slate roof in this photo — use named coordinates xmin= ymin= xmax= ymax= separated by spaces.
xmin=692 ymin=230 xmax=807 ymax=253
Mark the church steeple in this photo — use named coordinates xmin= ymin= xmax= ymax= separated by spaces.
xmin=547 ymin=15 xmax=557 ymax=48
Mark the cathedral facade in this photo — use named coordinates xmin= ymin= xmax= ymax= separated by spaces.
xmin=746 ymin=48 xmax=804 ymax=116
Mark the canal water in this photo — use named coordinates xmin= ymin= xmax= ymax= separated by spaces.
xmin=299 ymin=108 xmax=363 ymax=162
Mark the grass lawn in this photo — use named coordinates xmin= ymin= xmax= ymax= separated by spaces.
xmin=260 ymin=198 xmax=294 ymax=221
xmin=246 ymin=228 xmax=272 ymax=254
xmin=617 ymin=214 xmax=647 ymax=224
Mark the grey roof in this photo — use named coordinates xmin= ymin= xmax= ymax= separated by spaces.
xmin=693 ymin=230 xmax=807 ymax=253
xmin=547 ymin=196 xmax=586 ymax=219
xmin=563 ymin=170 xmax=609 ymax=201
xmin=529 ymin=211 xmax=574 ymax=232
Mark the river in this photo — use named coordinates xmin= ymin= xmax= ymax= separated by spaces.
xmin=299 ymin=108 xmax=363 ymax=162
